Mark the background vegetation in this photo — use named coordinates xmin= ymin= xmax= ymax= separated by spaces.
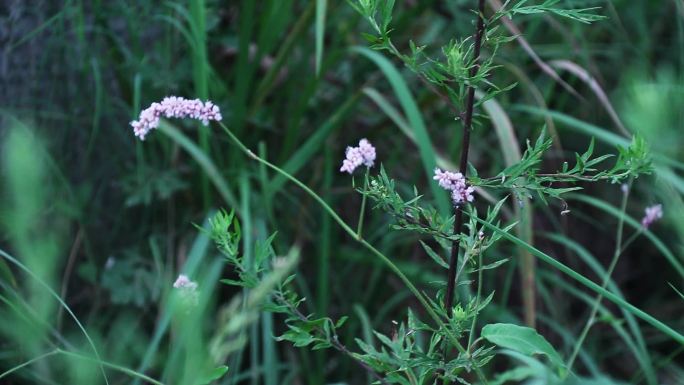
xmin=1 ymin=0 xmax=683 ymax=384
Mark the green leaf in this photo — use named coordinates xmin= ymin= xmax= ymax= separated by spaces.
xmin=277 ymin=327 xmax=316 ymax=347
xmin=336 ymin=315 xmax=349 ymax=328
xmin=481 ymin=323 xmax=565 ymax=372
xmin=220 ymin=278 xmax=246 ymax=287
xmin=474 ymin=257 xmax=509 ymax=272
xmin=379 ymin=0 xmax=394 ymax=32
xmin=420 ymin=241 xmax=449 ymax=269
xmin=490 ymin=367 xmax=537 ymax=385
xmin=195 ymin=365 xmax=229 ymax=385
xmin=313 ymin=341 xmax=333 ymax=350
xmin=361 ymin=32 xmax=380 ymax=44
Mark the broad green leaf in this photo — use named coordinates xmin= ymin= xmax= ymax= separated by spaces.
xmin=482 ymin=323 xmax=565 ymax=371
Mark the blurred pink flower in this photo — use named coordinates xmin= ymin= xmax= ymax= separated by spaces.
xmin=340 ymin=138 xmax=376 ymax=174
xmin=173 ymin=274 xmax=199 ymax=307
xmin=173 ymin=274 xmax=198 ymax=291
xmin=641 ymin=204 xmax=663 ymax=229
xmin=131 ymin=96 xmax=222 ymax=140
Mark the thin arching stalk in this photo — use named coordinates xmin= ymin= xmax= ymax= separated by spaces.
xmin=468 ymin=250 xmax=485 ymax=350
xmin=356 ymin=167 xmax=370 ymax=238
xmin=213 ymin=121 xmax=490 ymax=384
xmin=566 ymin=178 xmax=633 ymax=370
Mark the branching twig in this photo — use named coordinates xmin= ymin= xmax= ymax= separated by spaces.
xmin=274 ymin=292 xmax=390 ymax=385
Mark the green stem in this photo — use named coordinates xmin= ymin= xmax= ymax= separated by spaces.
xmin=617 ymin=230 xmax=642 ymax=256
xmin=218 ymin=122 xmax=489 ymax=384
xmin=357 ymin=168 xmax=370 ymax=238
xmin=566 ymin=178 xmax=632 ymax=370
xmin=443 ymin=3 xmax=487 ymax=378
xmin=480 ymin=171 xmax=632 ymax=184
xmin=220 ymin=123 xmax=354 ymax=236
xmin=467 ymin=249 xmax=485 ymax=350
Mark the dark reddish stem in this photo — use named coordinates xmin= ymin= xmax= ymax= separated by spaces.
xmin=444 ymin=0 xmax=487 ymax=322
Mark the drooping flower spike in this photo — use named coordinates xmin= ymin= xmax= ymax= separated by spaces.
xmin=433 ymin=168 xmax=475 ymax=206
xmin=340 ymin=138 xmax=376 ymax=174
xmin=131 ymin=96 xmax=222 ymax=140
xmin=641 ymin=204 xmax=663 ymax=229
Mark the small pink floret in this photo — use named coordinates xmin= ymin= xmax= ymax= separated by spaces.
xmin=433 ymin=168 xmax=475 ymax=206
xmin=641 ymin=204 xmax=663 ymax=229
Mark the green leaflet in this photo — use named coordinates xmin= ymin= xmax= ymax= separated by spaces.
xmin=482 ymin=323 xmax=565 ymax=374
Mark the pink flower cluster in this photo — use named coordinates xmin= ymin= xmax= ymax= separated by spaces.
xmin=641 ymin=204 xmax=663 ymax=229
xmin=433 ymin=168 xmax=475 ymax=206
xmin=131 ymin=96 xmax=222 ymax=140
xmin=340 ymin=139 xmax=376 ymax=174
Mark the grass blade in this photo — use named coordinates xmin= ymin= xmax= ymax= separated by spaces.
xmin=269 ymin=94 xmax=360 ymax=192
xmin=481 ymin=91 xmax=536 ymax=327
xmin=567 ymin=193 xmax=684 ymax=278
xmin=472 ymin=215 xmax=684 ymax=344
xmin=352 ymin=46 xmax=449 ymax=214
xmin=158 ymin=121 xmax=238 ymax=209
xmin=315 ymin=0 xmax=327 ymax=76
xmin=0 ymin=249 xmax=109 ymax=385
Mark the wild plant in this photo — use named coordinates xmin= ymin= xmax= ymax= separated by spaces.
xmin=120 ymin=0 xmax=684 ymax=384
xmin=3 ymin=1 xmax=681 ymax=385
